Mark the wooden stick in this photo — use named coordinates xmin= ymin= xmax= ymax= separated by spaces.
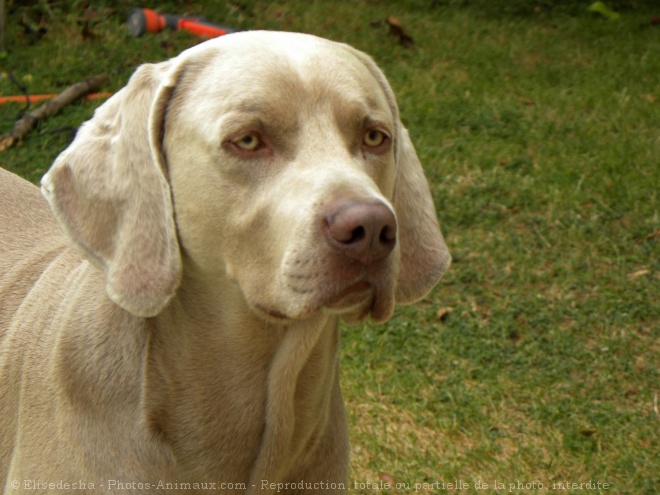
xmin=0 ymin=74 xmax=109 ymax=152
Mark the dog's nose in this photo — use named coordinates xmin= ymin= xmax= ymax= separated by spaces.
xmin=324 ymin=199 xmax=397 ymax=264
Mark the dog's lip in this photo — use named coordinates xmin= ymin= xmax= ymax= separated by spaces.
xmin=324 ymin=279 xmax=372 ymax=310
xmin=256 ymin=305 xmax=289 ymax=320
xmin=252 ymin=279 xmax=373 ymax=322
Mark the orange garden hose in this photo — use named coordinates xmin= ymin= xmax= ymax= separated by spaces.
xmin=0 ymin=92 xmax=113 ymax=105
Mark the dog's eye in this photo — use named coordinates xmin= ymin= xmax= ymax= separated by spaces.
xmin=234 ymin=134 xmax=262 ymax=152
xmin=363 ymin=129 xmax=388 ymax=149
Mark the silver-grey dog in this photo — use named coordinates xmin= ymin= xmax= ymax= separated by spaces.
xmin=0 ymin=31 xmax=450 ymax=494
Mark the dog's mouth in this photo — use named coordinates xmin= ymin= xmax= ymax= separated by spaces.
xmin=325 ymin=279 xmax=372 ymax=310
xmin=248 ymin=253 xmax=397 ymax=324
xmin=329 ymin=268 xmax=397 ymax=323
xmin=254 ymin=305 xmax=290 ymax=321
xmin=252 ymin=274 xmax=395 ymax=325
xmin=253 ymin=279 xmax=373 ymax=322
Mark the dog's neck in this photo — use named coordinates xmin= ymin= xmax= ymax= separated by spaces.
xmin=146 ymin=268 xmax=342 ymax=487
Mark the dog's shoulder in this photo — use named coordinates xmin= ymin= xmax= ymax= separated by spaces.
xmin=0 ymin=168 xmax=72 ymax=318
xmin=0 ymin=168 xmax=61 ymax=244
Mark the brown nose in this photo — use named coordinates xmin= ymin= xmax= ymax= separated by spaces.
xmin=323 ymin=199 xmax=397 ymax=264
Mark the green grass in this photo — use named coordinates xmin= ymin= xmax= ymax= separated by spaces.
xmin=2 ymin=1 xmax=658 ymax=494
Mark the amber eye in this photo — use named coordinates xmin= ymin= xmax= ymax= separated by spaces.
xmin=363 ymin=129 xmax=387 ymax=148
xmin=234 ymin=134 xmax=262 ymax=151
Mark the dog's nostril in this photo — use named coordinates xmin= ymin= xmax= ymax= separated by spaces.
xmin=379 ymin=225 xmax=396 ymax=245
xmin=347 ymin=226 xmax=366 ymax=244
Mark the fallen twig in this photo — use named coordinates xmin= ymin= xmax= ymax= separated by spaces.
xmin=0 ymin=74 xmax=109 ymax=152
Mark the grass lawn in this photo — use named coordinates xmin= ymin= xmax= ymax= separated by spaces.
xmin=1 ymin=1 xmax=658 ymax=494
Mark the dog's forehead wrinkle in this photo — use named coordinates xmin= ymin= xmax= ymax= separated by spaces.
xmin=221 ymin=37 xmax=382 ymax=110
xmin=173 ymin=39 xmax=392 ymax=156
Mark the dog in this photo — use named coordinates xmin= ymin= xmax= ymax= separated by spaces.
xmin=0 ymin=31 xmax=450 ymax=493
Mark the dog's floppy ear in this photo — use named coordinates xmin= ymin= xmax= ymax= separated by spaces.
xmin=41 ymin=62 xmax=183 ymax=317
xmin=392 ymin=127 xmax=451 ymax=303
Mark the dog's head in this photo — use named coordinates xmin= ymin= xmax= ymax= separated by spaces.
xmin=42 ymin=31 xmax=450 ymax=323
